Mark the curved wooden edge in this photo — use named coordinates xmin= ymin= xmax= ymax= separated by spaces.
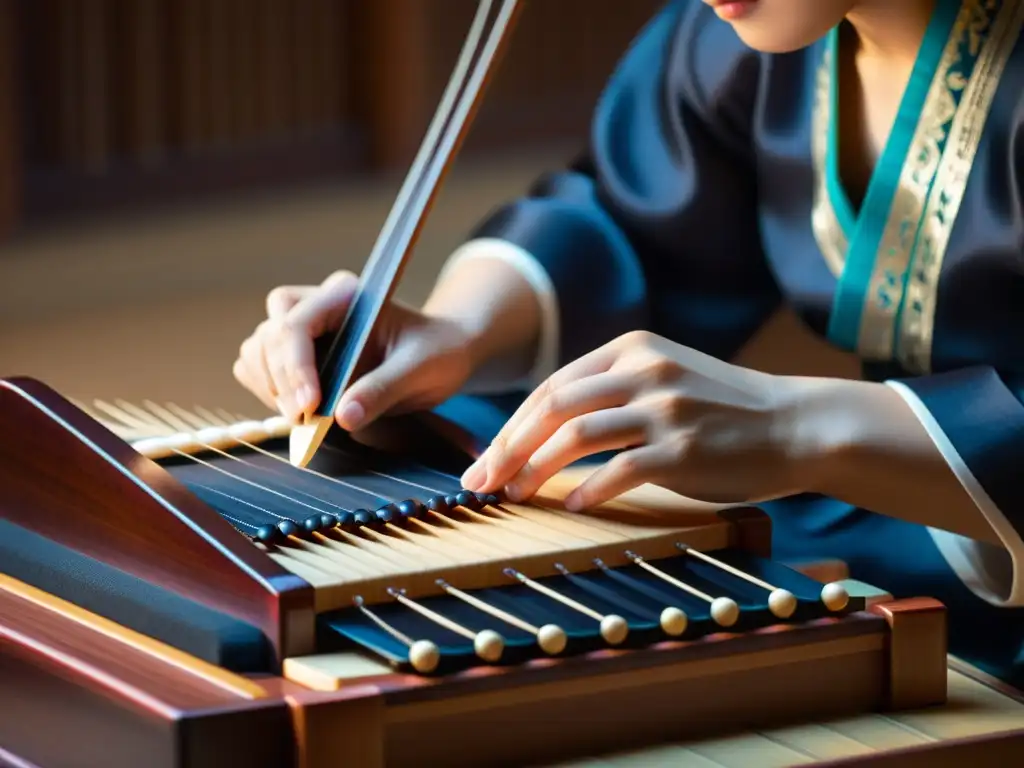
xmin=0 ymin=376 xmax=315 ymax=662
xmin=0 ymin=572 xmax=266 ymax=700
xmin=0 ymin=622 xmax=294 ymax=768
xmin=869 ymin=597 xmax=948 ymax=710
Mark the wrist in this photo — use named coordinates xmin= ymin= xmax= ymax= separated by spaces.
xmin=448 ymin=313 xmax=525 ymax=372
xmin=771 ymin=375 xmax=864 ymax=496
xmin=422 ymin=252 xmax=544 ymax=377
xmin=778 ymin=376 xmax=919 ymax=498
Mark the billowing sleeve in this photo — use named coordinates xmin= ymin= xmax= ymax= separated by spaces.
xmin=444 ymin=0 xmax=780 ymax=389
xmin=887 ymin=370 xmax=1024 ymax=606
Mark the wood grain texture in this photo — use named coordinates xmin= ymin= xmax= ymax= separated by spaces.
xmin=0 ymin=581 xmax=294 ymax=768
xmin=559 ymin=667 xmax=1024 ymax=767
xmin=317 ymin=612 xmax=889 ymax=705
xmin=0 ymin=572 xmax=265 ymax=700
xmin=3 ymin=587 xmax=1021 ymax=767
xmin=870 ymin=598 xmax=948 ymax=710
xmin=281 ymin=618 xmax=891 ymax=767
xmin=0 ymin=377 xmax=314 ymax=663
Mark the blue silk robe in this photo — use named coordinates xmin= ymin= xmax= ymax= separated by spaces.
xmin=435 ymin=0 xmax=1024 ymax=687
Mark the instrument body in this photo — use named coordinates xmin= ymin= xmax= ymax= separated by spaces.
xmin=2 ymin=551 xmax=1021 ymax=768
xmin=3 ymin=376 xmax=1020 ymax=766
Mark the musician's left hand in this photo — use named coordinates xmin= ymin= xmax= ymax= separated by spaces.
xmin=460 ymin=330 xmax=824 ymax=510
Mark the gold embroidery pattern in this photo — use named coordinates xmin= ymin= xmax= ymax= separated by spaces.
xmin=855 ymin=1 xmax=981 ymax=362
xmin=810 ymin=44 xmax=848 ymax=278
xmin=897 ymin=0 xmax=1024 ymax=373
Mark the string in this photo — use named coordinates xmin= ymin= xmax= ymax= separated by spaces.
xmin=99 ymin=396 xmax=637 ymax=550
xmin=134 ymin=396 xmax=587 ymax=557
xmin=97 ymin=400 xmax=827 ymax=623
xmin=140 ymin=414 xmax=535 ymax=571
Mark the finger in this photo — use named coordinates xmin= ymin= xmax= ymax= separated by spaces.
xmin=468 ymin=371 xmax=638 ymax=492
xmin=263 ymin=322 xmax=319 ymax=422
xmin=268 ymin=273 xmax=360 ymax=420
xmin=232 ymin=356 xmax=278 ymax=412
xmin=334 ymin=320 xmax=424 ymax=430
xmin=266 ymin=285 xmax=315 ymax=319
xmin=502 ymin=407 xmax=648 ymax=501
xmin=238 ymin=330 xmax=279 ymax=403
xmin=467 ymin=343 xmax=624 ymax=483
xmin=287 ymin=271 xmax=359 ymax=338
xmin=266 ymin=270 xmax=355 ymax=319
xmin=563 ymin=443 xmax=670 ymax=511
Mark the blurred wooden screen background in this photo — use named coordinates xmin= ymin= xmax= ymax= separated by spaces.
xmin=0 ymin=0 xmax=661 ymax=241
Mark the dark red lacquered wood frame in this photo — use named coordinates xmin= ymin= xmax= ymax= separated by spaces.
xmin=0 ymin=376 xmax=315 ymax=663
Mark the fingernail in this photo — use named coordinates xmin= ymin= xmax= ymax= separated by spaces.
xmin=505 ymin=481 xmax=526 ymax=502
xmin=337 ymin=401 xmax=365 ymax=430
xmin=564 ymin=491 xmax=582 ymax=511
xmin=461 ymin=461 xmax=486 ymax=490
xmin=295 ymin=384 xmax=316 ymax=415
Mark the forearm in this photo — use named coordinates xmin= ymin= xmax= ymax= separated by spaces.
xmin=422 ymin=244 xmax=544 ymax=381
xmin=787 ymin=376 xmax=1001 ymax=545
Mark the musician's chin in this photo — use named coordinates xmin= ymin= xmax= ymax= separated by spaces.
xmin=705 ymin=0 xmax=854 ymax=54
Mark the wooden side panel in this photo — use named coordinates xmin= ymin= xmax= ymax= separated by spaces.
xmin=0 ymin=377 xmax=314 ymax=662
xmin=0 ymin=572 xmax=268 ymax=701
xmin=870 ymin=598 xmax=948 ymax=710
xmin=0 ymin=578 xmax=295 ymax=768
xmin=291 ymin=688 xmax=386 ymax=768
xmin=379 ymin=624 xmax=889 ymax=766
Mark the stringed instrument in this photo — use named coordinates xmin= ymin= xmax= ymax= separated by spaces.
xmin=3 ymin=2 xmax=1023 ymax=766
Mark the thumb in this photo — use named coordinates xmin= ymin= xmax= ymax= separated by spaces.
xmin=334 ymin=336 xmax=426 ymax=431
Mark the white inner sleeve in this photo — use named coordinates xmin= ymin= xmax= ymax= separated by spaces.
xmin=437 ymin=238 xmax=561 ymax=394
xmin=886 ymin=379 xmax=1023 ymax=607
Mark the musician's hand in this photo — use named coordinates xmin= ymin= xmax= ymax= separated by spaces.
xmin=460 ymin=330 xmax=819 ymax=509
xmin=233 ymin=270 xmax=476 ymax=427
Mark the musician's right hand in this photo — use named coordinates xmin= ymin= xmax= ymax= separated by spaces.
xmin=232 ymin=270 xmax=478 ymax=429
